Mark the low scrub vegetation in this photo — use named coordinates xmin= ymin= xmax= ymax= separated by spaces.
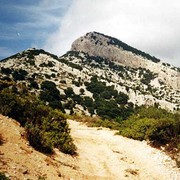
xmin=0 ymin=88 xmax=76 ymax=155
xmin=118 ymin=106 xmax=180 ymax=150
xmin=73 ymin=107 xmax=179 ymax=148
xmin=118 ymin=106 xmax=180 ymax=165
xmin=77 ymin=106 xmax=179 ymax=152
xmin=92 ymin=119 xmax=121 ymax=130
xmin=0 ymin=172 xmax=9 ymax=180
xmin=85 ymin=76 xmax=134 ymax=119
xmin=58 ymin=58 xmax=83 ymax=71
xmin=40 ymin=80 xmax=63 ymax=111
xmin=73 ymin=106 xmax=180 ymax=165
xmin=72 ymin=115 xmax=121 ymax=130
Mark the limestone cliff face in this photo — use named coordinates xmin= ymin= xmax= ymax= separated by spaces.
xmin=71 ymin=32 xmax=180 ymax=90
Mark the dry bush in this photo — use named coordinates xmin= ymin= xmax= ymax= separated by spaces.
xmin=71 ymin=115 xmax=120 ymax=130
xmin=71 ymin=115 xmax=100 ymax=125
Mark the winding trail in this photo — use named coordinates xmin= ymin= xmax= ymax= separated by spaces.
xmin=67 ymin=120 xmax=179 ymax=180
xmin=0 ymin=115 xmax=179 ymax=179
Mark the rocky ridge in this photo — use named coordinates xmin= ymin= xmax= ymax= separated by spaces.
xmin=0 ymin=32 xmax=180 ymax=114
xmin=71 ymin=32 xmax=180 ymax=90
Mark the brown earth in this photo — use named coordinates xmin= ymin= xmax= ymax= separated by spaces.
xmin=0 ymin=115 xmax=179 ymax=179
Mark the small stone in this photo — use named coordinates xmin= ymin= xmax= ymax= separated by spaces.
xmin=23 ymin=170 xmax=28 ymax=174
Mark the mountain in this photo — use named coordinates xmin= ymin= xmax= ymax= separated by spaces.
xmin=71 ymin=32 xmax=180 ymax=90
xmin=0 ymin=32 xmax=180 ymax=118
xmin=0 ymin=32 xmax=180 ymax=176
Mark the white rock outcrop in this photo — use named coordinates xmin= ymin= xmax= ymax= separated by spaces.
xmin=71 ymin=32 xmax=180 ymax=90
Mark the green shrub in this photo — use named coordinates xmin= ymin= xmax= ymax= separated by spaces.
xmin=12 ymin=69 xmax=28 ymax=81
xmin=100 ymin=90 xmax=112 ymax=99
xmin=41 ymin=80 xmax=56 ymax=90
xmin=120 ymin=118 xmax=174 ymax=142
xmin=29 ymin=80 xmax=39 ymax=89
xmin=0 ymin=89 xmax=76 ymax=155
xmin=0 ymin=89 xmax=22 ymax=118
xmin=83 ymin=96 xmax=94 ymax=108
xmin=26 ymin=124 xmax=53 ymax=153
xmin=72 ymin=95 xmax=82 ymax=104
xmin=79 ymin=88 xmax=85 ymax=95
xmin=0 ymin=80 xmax=14 ymax=90
xmin=115 ymin=92 xmax=128 ymax=105
xmin=39 ymin=61 xmax=54 ymax=67
xmin=119 ymin=107 xmax=180 ymax=146
xmin=93 ymin=119 xmax=121 ymax=130
xmin=0 ymin=172 xmax=9 ymax=180
xmin=140 ymin=70 xmax=156 ymax=85
xmin=135 ymin=106 xmax=175 ymax=120
xmin=64 ymin=87 xmax=75 ymax=97
xmin=1 ymin=67 xmax=12 ymax=75
xmin=73 ymin=80 xmax=81 ymax=87
xmin=25 ymin=105 xmax=76 ymax=154
xmin=85 ymin=76 xmax=134 ymax=119
xmin=40 ymin=81 xmax=63 ymax=111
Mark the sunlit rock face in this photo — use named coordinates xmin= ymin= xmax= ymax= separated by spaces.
xmin=71 ymin=32 xmax=180 ymax=90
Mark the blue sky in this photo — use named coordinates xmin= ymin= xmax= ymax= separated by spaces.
xmin=0 ymin=0 xmax=180 ymax=67
xmin=0 ymin=0 xmax=71 ymax=59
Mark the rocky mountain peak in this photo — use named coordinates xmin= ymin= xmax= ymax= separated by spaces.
xmin=0 ymin=32 xmax=179 ymax=113
xmin=71 ymin=32 xmax=180 ymax=90
xmin=71 ymin=31 xmax=160 ymax=63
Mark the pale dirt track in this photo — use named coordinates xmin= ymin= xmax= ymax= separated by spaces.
xmin=67 ymin=120 xmax=180 ymax=180
xmin=0 ymin=115 xmax=179 ymax=180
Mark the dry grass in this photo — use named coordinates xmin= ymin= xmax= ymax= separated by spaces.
xmin=70 ymin=115 xmax=121 ymax=130
xmin=70 ymin=115 xmax=100 ymax=126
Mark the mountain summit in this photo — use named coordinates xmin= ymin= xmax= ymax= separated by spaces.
xmin=72 ymin=32 xmax=160 ymax=63
xmin=71 ymin=32 xmax=180 ymax=90
xmin=0 ymin=32 xmax=180 ymax=114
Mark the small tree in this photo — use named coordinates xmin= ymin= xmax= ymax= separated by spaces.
xmin=29 ymin=80 xmax=39 ymax=89
xmin=12 ymin=69 xmax=28 ymax=81
xmin=0 ymin=172 xmax=9 ymax=180
xmin=79 ymin=88 xmax=85 ymax=95
xmin=64 ymin=87 xmax=74 ymax=97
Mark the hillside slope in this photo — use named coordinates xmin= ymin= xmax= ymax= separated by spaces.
xmin=0 ymin=115 xmax=179 ymax=179
xmin=0 ymin=115 xmax=84 ymax=179
xmin=0 ymin=32 xmax=180 ymax=115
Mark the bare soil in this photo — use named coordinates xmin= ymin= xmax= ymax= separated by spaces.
xmin=0 ymin=115 xmax=179 ymax=179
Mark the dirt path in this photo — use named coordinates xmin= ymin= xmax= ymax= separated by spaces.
xmin=0 ymin=115 xmax=179 ymax=179
xmin=67 ymin=120 xmax=180 ymax=180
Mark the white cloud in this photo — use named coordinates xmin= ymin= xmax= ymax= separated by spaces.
xmin=44 ymin=0 xmax=180 ymax=67
xmin=13 ymin=0 xmax=67 ymax=29
xmin=0 ymin=0 xmax=71 ymax=43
